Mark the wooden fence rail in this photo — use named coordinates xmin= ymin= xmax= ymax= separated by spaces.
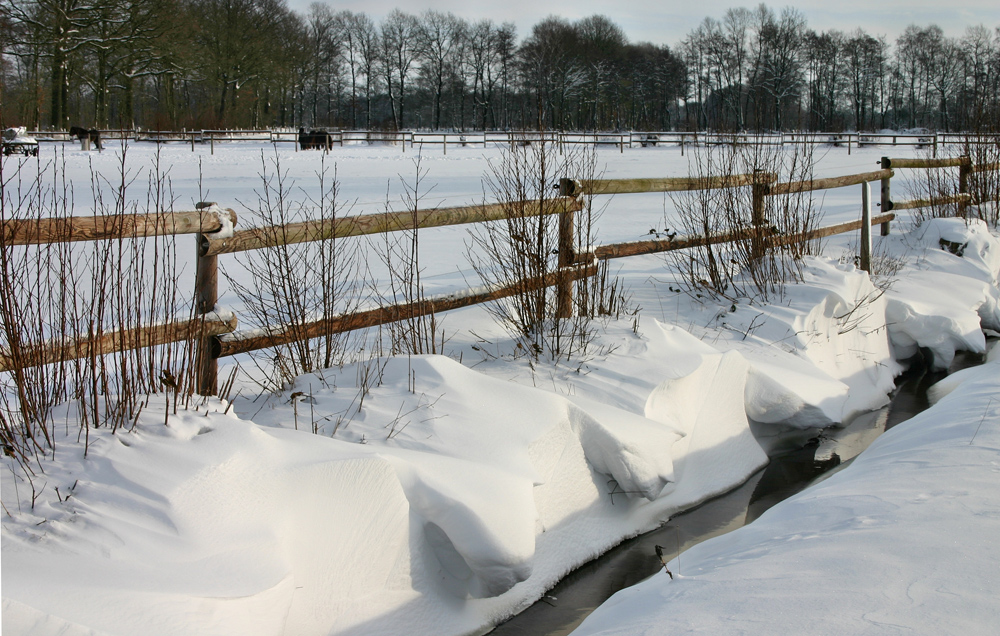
xmin=3 ymin=154 xmax=1000 ymax=395
xmin=0 ymin=313 xmax=237 ymax=373
xmin=215 ymin=264 xmax=598 ymax=358
xmin=201 ymin=197 xmax=582 ymax=256
xmin=1 ymin=208 xmax=236 ymax=246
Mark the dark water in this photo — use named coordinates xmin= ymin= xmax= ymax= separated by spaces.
xmin=488 ymin=347 xmax=986 ymax=636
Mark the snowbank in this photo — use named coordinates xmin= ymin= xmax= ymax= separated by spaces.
xmin=570 ymin=352 xmax=1000 ymax=636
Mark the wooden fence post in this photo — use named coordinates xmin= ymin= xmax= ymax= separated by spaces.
xmin=880 ymin=157 xmax=892 ymax=235
xmin=860 ymin=183 xmax=872 ymax=272
xmin=959 ymin=156 xmax=971 ymax=217
xmin=557 ymin=179 xmax=577 ymax=319
xmin=195 ymin=203 xmax=220 ymax=395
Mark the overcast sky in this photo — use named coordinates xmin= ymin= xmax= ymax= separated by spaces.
xmin=284 ymin=0 xmax=1000 ymax=46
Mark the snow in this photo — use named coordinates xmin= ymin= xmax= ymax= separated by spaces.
xmin=3 ymin=140 xmax=1000 ymax=636
xmin=569 ymin=344 xmax=1000 ymax=636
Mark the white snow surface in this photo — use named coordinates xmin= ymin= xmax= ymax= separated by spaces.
xmin=3 ymin=142 xmax=1000 ymax=635
xmin=570 ymin=343 xmax=1000 ymax=636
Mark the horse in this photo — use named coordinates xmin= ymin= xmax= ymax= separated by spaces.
xmin=69 ymin=126 xmax=103 ymax=150
xmin=298 ymin=127 xmax=331 ymax=150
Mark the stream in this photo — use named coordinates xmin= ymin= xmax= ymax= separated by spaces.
xmin=488 ymin=346 xmax=987 ymax=636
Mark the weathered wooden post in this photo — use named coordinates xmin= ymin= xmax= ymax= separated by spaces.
xmin=860 ymin=182 xmax=872 ymax=273
xmin=959 ymin=155 xmax=971 ymax=217
xmin=210 ymin=132 xmax=214 ymax=155
xmin=880 ymin=157 xmax=893 ymax=236
xmin=193 ymin=202 xmax=233 ymax=395
xmin=557 ymin=179 xmax=578 ymax=319
xmin=933 ymin=134 xmax=938 ymax=158
xmin=751 ymin=171 xmax=769 ymax=261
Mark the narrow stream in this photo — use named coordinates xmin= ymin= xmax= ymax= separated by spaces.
xmin=489 ymin=347 xmax=987 ymax=636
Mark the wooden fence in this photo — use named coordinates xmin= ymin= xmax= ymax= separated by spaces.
xmin=2 ymin=155 xmax=998 ymax=396
xmin=26 ymin=129 xmax=1000 ymax=158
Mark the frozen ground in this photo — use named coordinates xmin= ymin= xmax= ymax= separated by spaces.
xmin=2 ymin=140 xmax=999 ymax=635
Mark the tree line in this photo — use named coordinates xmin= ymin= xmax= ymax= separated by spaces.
xmin=1 ymin=0 xmax=998 ymax=133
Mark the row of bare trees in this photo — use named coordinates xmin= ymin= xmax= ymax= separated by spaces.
xmin=2 ymin=1 xmax=999 ymax=133
xmin=683 ymin=6 xmax=1000 ymax=132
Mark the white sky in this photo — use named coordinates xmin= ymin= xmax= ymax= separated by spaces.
xmin=285 ymin=0 xmax=1000 ymax=46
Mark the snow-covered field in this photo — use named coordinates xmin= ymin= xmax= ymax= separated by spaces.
xmin=3 ymin=140 xmax=999 ymax=635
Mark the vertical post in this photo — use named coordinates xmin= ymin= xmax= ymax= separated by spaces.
xmin=556 ymin=179 xmax=577 ymax=319
xmin=959 ymin=155 xmax=971 ymax=217
xmin=860 ymin=182 xmax=872 ymax=273
xmin=847 ymin=133 xmax=852 ymax=155
xmin=210 ymin=132 xmax=214 ymax=155
xmin=443 ymin=134 xmax=447 ymax=156
xmin=880 ymin=157 xmax=892 ymax=236
xmin=751 ymin=172 xmax=768 ymax=261
xmin=680 ymin=133 xmax=685 ymax=156
xmin=933 ymin=134 xmax=938 ymax=158
xmin=195 ymin=202 xmax=220 ymax=395
xmin=191 ymin=131 xmax=195 ymax=152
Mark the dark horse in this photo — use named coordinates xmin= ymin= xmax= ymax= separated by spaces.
xmin=298 ymin=127 xmax=332 ymax=150
xmin=69 ymin=126 xmax=103 ymax=150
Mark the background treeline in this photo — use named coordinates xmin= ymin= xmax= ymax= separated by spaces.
xmin=1 ymin=0 xmax=998 ymax=133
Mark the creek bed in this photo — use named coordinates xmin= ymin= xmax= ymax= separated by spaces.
xmin=488 ymin=347 xmax=987 ymax=636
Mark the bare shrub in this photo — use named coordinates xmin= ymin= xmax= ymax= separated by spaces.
xmin=225 ymin=152 xmax=362 ymax=392
xmin=1 ymin=144 xmax=194 ymax=475
xmin=906 ymin=151 xmax=964 ymax=226
xmin=962 ymin=133 xmax=1000 ymax=226
xmin=466 ymin=140 xmax=631 ymax=361
xmin=668 ymin=138 xmax=821 ymax=302
xmin=375 ymin=153 xmax=446 ymax=356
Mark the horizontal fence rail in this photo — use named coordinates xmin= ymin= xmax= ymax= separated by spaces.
xmin=1 ymin=208 xmax=236 ymax=246
xmin=215 ymin=264 xmax=598 ymax=358
xmin=201 ymin=197 xmax=582 ymax=256
xmin=567 ymin=173 xmax=777 ymax=196
xmin=0 ymin=313 xmax=237 ymax=373
xmin=770 ymin=169 xmax=894 ymax=195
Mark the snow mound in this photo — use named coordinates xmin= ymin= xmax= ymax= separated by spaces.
xmin=570 ymin=355 xmax=1000 ymax=636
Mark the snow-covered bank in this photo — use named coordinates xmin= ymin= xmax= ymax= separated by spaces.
xmin=4 ymin=143 xmax=1000 ymax=636
xmin=569 ymin=343 xmax=1000 ymax=636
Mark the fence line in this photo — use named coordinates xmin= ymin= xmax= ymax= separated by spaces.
xmin=26 ymin=129 xmax=1000 ymax=158
xmin=3 ymin=156 xmax=999 ymax=395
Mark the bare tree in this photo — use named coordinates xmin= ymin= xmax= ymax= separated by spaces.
xmin=379 ymin=9 xmax=419 ymax=130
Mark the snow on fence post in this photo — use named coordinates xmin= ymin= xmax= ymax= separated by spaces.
xmin=557 ymin=178 xmax=578 ymax=319
xmin=880 ymin=157 xmax=893 ymax=236
xmin=860 ymin=182 xmax=872 ymax=273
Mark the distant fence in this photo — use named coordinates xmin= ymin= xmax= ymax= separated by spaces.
xmin=2 ymin=154 xmax=998 ymax=396
xmin=24 ymin=129 xmax=1000 ymax=157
